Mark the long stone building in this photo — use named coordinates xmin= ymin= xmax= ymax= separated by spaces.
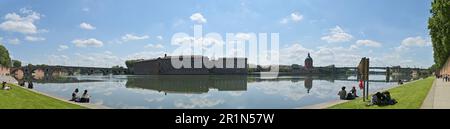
xmin=132 ymin=55 xmax=248 ymax=75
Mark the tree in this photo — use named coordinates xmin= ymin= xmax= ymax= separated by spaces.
xmin=125 ymin=60 xmax=141 ymax=69
xmin=429 ymin=0 xmax=450 ymax=69
xmin=0 ymin=45 xmax=11 ymax=67
xmin=12 ymin=60 xmax=21 ymax=67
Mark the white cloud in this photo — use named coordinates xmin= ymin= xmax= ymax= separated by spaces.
xmin=145 ymin=44 xmax=164 ymax=49
xmin=321 ymin=26 xmax=353 ymax=43
xmin=9 ymin=38 xmax=20 ymax=45
xmin=79 ymin=22 xmax=96 ymax=30
xmin=356 ymin=40 xmax=382 ymax=48
xmin=121 ymin=34 xmax=149 ymax=42
xmin=190 ymin=13 xmax=207 ymax=24
xmin=401 ymin=36 xmax=430 ymax=47
xmin=72 ymin=38 xmax=103 ymax=47
xmin=25 ymin=36 xmax=45 ymax=42
xmin=280 ymin=12 xmax=303 ymax=24
xmin=276 ymin=40 xmax=432 ymax=68
xmin=156 ymin=35 xmax=163 ymax=40
xmin=291 ymin=12 xmax=303 ymax=22
xmin=0 ymin=8 xmax=42 ymax=34
xmin=57 ymin=45 xmax=69 ymax=51
xmin=393 ymin=36 xmax=432 ymax=58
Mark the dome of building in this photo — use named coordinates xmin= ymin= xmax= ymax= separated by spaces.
xmin=304 ymin=53 xmax=313 ymax=69
xmin=305 ymin=53 xmax=313 ymax=61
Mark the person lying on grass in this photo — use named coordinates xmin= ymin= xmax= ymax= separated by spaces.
xmin=369 ymin=91 xmax=397 ymax=106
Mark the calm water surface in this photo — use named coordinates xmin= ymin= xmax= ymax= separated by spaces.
xmin=28 ymin=75 xmax=403 ymax=109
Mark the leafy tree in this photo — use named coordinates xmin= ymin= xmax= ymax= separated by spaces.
xmin=12 ymin=60 xmax=21 ymax=67
xmin=0 ymin=45 xmax=11 ymax=67
xmin=125 ymin=60 xmax=141 ymax=69
xmin=429 ymin=0 xmax=450 ymax=69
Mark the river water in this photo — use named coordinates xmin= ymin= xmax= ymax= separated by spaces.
xmin=23 ymin=74 xmax=410 ymax=109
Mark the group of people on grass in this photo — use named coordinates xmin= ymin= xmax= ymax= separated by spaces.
xmin=338 ymin=86 xmax=398 ymax=106
xmin=1 ymin=81 xmax=33 ymax=90
xmin=70 ymin=88 xmax=90 ymax=103
xmin=337 ymin=86 xmax=359 ymax=100
xmin=370 ymin=91 xmax=397 ymax=106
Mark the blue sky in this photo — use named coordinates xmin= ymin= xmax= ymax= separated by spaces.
xmin=0 ymin=0 xmax=433 ymax=68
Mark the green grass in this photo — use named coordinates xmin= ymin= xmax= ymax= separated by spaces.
xmin=329 ymin=77 xmax=435 ymax=109
xmin=0 ymin=83 xmax=87 ymax=109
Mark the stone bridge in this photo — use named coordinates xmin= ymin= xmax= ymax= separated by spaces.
xmin=10 ymin=65 xmax=129 ymax=76
xmin=334 ymin=66 xmax=428 ymax=75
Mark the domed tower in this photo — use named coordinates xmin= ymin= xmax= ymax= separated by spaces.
xmin=305 ymin=53 xmax=313 ymax=70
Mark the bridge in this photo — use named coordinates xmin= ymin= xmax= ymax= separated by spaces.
xmin=10 ymin=65 xmax=129 ymax=76
xmin=332 ymin=66 xmax=429 ymax=75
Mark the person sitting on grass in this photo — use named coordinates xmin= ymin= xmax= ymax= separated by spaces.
xmin=18 ymin=81 xmax=25 ymax=87
xmin=346 ymin=92 xmax=355 ymax=100
xmin=382 ymin=91 xmax=397 ymax=105
xmin=2 ymin=81 xmax=11 ymax=90
xmin=2 ymin=81 xmax=6 ymax=89
xmin=370 ymin=91 xmax=397 ymax=106
xmin=371 ymin=92 xmax=383 ymax=105
xmin=79 ymin=90 xmax=90 ymax=103
xmin=350 ymin=86 xmax=359 ymax=97
xmin=70 ymin=88 xmax=80 ymax=102
xmin=338 ymin=87 xmax=347 ymax=100
xmin=398 ymin=80 xmax=403 ymax=85
xmin=27 ymin=81 xmax=33 ymax=89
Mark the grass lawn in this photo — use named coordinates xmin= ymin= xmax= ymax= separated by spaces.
xmin=0 ymin=83 xmax=87 ymax=109
xmin=328 ymin=77 xmax=435 ymax=109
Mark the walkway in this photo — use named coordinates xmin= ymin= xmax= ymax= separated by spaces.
xmin=421 ymin=79 xmax=450 ymax=109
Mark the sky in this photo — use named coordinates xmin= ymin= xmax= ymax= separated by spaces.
xmin=0 ymin=0 xmax=434 ymax=68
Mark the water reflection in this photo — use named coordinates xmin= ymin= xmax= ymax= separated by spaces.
xmin=19 ymin=73 xmax=422 ymax=94
xmin=125 ymin=75 xmax=247 ymax=94
xmin=19 ymin=73 xmax=427 ymax=109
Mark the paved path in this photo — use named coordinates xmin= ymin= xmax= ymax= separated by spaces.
xmin=421 ymin=79 xmax=450 ymax=109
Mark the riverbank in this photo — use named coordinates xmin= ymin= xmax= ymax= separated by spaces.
xmin=0 ymin=75 xmax=96 ymax=109
xmin=328 ymin=77 xmax=435 ymax=109
xmin=0 ymin=83 xmax=87 ymax=109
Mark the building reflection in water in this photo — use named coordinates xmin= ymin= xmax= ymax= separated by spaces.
xmin=125 ymin=75 xmax=248 ymax=95
xmin=304 ymin=76 xmax=313 ymax=94
xmin=13 ymin=72 xmax=423 ymax=95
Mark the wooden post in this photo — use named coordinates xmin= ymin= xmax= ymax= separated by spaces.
xmin=366 ymin=58 xmax=370 ymax=100
xmin=358 ymin=57 xmax=370 ymax=102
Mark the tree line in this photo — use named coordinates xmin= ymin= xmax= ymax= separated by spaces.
xmin=0 ymin=44 xmax=21 ymax=68
xmin=429 ymin=0 xmax=450 ymax=71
